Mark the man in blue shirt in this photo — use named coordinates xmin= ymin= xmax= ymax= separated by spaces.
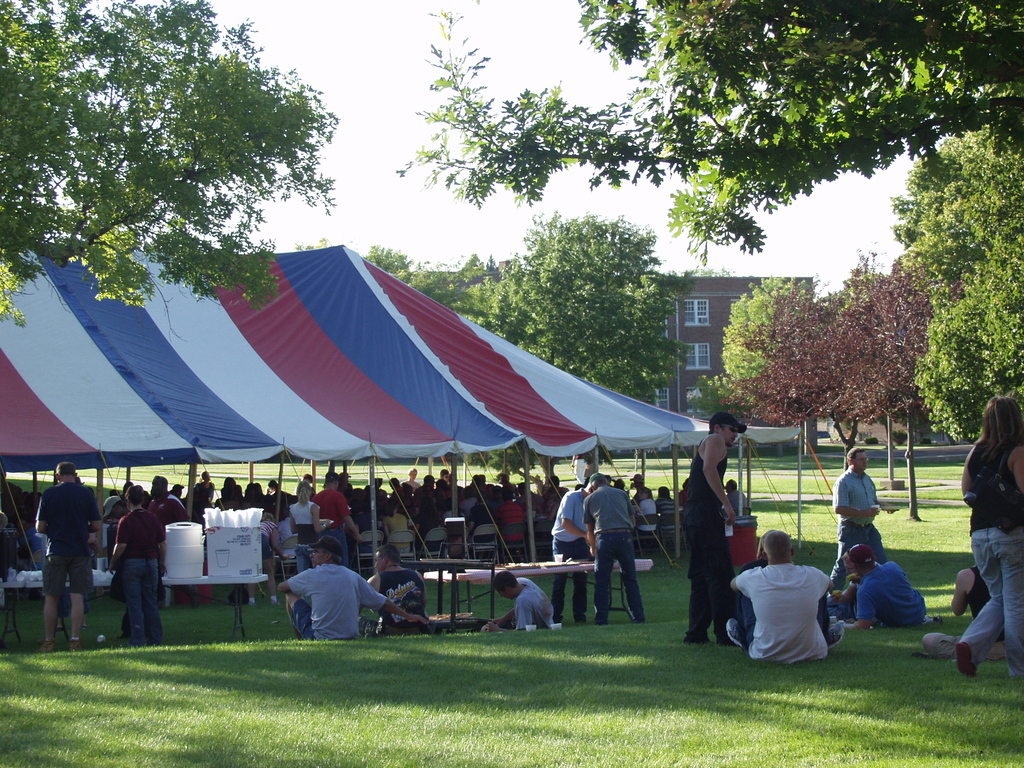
xmin=37 ymin=462 xmax=102 ymax=652
xmin=846 ymin=544 xmax=932 ymax=629
xmin=550 ymin=484 xmax=591 ymax=624
xmin=830 ymin=448 xmax=894 ymax=588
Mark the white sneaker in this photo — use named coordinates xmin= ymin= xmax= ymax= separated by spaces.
xmin=726 ymin=618 xmax=745 ymax=648
xmin=827 ymin=622 xmax=845 ymax=648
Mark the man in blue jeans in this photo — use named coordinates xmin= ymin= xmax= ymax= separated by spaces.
xmin=584 ymin=473 xmax=644 ymax=625
xmin=551 ymin=483 xmax=592 ymax=624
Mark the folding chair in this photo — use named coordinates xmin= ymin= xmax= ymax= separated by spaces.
xmin=422 ymin=527 xmax=448 ymax=558
xmin=357 ymin=530 xmax=380 ymax=575
xmin=385 ymin=529 xmax=415 ymax=561
xmin=468 ymin=524 xmax=497 ymax=561
xmin=277 ymin=534 xmax=299 ymax=579
xmin=633 ymin=513 xmax=659 ymax=556
xmin=499 ymin=522 xmax=527 ymax=564
xmin=532 ymin=519 xmax=554 ymax=561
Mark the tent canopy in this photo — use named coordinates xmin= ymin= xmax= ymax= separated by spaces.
xmin=0 ymin=246 xmax=796 ymax=472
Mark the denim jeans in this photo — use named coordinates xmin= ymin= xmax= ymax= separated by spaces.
xmin=122 ymin=558 xmax=162 ymax=646
xmin=961 ymin=526 xmax=1024 ymax=676
xmin=830 ymin=521 xmax=888 ymax=589
xmin=594 ymin=531 xmax=644 ymax=624
xmin=551 ymin=537 xmax=590 ymax=623
xmin=295 ymin=545 xmax=313 ymax=574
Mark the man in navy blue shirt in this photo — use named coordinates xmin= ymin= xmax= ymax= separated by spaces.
xmin=37 ymin=462 xmax=101 ymax=652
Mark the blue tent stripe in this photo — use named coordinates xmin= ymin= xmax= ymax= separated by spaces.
xmin=44 ymin=262 xmax=276 ymax=451
xmin=277 ymin=248 xmax=518 ymax=446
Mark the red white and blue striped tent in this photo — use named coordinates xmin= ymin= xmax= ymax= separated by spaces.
xmin=0 ymin=246 xmax=795 ymax=473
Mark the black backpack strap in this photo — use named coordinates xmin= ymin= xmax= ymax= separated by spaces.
xmin=998 ymin=450 xmax=1016 ymax=488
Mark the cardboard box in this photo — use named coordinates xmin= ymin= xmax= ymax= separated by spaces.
xmin=205 ymin=526 xmax=262 ymax=578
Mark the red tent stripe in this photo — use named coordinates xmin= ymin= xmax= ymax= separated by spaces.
xmin=367 ymin=264 xmax=593 ymax=446
xmin=218 ymin=266 xmax=452 ymax=445
xmin=0 ymin=351 xmax=95 ymax=455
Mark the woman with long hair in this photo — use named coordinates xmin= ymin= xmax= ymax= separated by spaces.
xmin=289 ymin=481 xmax=322 ymax=573
xmin=957 ymin=395 xmax=1024 ymax=677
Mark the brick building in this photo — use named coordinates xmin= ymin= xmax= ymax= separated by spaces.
xmin=657 ymin=276 xmax=810 ymax=414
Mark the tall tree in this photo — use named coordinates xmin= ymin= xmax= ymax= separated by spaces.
xmin=480 ymin=214 xmax=689 ymax=401
xmin=408 ymin=4 xmax=1024 ymax=258
xmin=727 ymin=278 xmax=859 ymax=446
xmin=895 ymin=131 xmax=1024 ymax=438
xmin=0 ymin=0 xmax=336 ymax=320
xmin=838 ymin=255 xmax=934 ymax=519
xmin=723 ymin=258 xmax=932 ymax=463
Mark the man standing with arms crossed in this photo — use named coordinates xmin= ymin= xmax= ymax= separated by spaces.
xmin=37 ymin=462 xmax=102 ymax=652
xmin=684 ymin=412 xmax=746 ymax=646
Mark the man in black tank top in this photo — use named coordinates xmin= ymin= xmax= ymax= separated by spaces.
xmin=920 ymin=565 xmax=1005 ymax=661
xmin=683 ymin=412 xmax=746 ymax=645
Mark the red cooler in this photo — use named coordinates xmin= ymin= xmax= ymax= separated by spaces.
xmin=729 ymin=515 xmax=758 ymax=566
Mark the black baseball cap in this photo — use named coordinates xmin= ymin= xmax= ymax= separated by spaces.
xmin=709 ymin=412 xmax=747 ymax=433
xmin=310 ymin=536 xmax=344 ymax=558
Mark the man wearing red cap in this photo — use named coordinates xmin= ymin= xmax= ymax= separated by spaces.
xmin=845 ymin=544 xmax=936 ymax=629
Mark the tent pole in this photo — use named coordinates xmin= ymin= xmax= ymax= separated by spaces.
xmin=276 ymin=454 xmax=285 ymax=522
xmin=451 ymin=452 xmax=459 ymax=521
xmin=671 ymin=444 xmax=680 ymax=558
xmin=186 ymin=463 xmax=198 ymax=521
xmin=311 ymin=460 xmax=317 ymax=492
xmin=745 ymin=438 xmax=752 ymax=514
xmin=797 ymin=422 xmax=804 ymax=548
xmin=369 ymin=456 xmax=379 ymax=554
xmin=640 ymin=449 xmax=646 ymax=480
xmin=522 ymin=439 xmax=536 ymax=562
xmin=96 ymin=468 xmax=104 ymax=514
xmin=248 ymin=462 xmax=254 ymax=485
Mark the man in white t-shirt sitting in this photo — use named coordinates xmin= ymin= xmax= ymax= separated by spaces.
xmin=482 ymin=570 xmax=554 ymax=632
xmin=728 ymin=530 xmax=843 ymax=663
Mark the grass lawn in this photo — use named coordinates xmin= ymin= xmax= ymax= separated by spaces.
xmin=2 ymin=498 xmax=1021 ymax=767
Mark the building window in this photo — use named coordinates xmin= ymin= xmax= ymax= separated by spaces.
xmin=654 ymin=388 xmax=670 ymax=410
xmin=684 ymin=299 xmax=709 ymax=326
xmin=686 ymin=343 xmax=710 ymax=369
xmin=686 ymin=387 xmax=702 ymax=410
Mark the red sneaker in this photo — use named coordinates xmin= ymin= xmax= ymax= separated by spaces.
xmin=955 ymin=642 xmax=976 ymax=677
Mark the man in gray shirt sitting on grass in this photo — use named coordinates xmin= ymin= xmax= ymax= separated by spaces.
xmin=483 ymin=570 xmax=554 ymax=632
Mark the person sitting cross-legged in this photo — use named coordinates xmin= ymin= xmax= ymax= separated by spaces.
xmin=727 ymin=530 xmax=844 ymax=663
xmin=278 ymin=537 xmax=427 ymax=641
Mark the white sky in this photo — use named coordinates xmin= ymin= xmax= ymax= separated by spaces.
xmin=208 ymin=0 xmax=912 ymax=291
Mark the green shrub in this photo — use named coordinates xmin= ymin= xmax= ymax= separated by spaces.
xmin=920 ymin=436 xmax=932 ymax=445
xmin=864 ymin=436 xmax=879 ymax=445
xmin=892 ymin=429 xmax=908 ymax=445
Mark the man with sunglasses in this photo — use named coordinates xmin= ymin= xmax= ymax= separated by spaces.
xmin=683 ymin=412 xmax=746 ymax=646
